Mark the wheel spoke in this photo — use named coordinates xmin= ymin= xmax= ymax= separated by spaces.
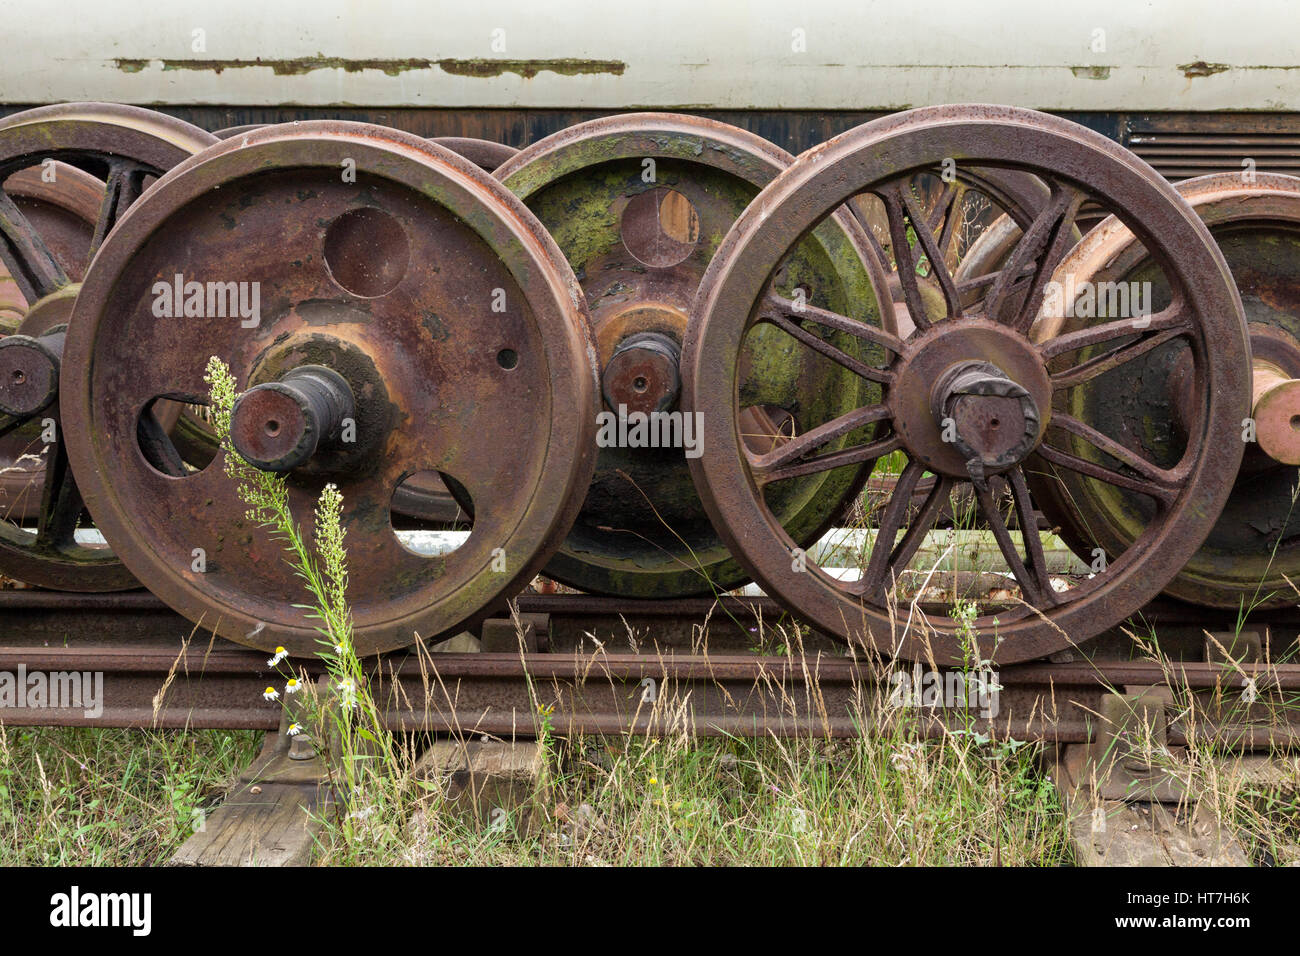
xmin=1052 ymin=412 xmax=1183 ymax=489
xmin=35 ymin=436 xmax=83 ymax=548
xmin=984 ymin=183 xmax=1085 ymax=332
xmin=848 ymin=200 xmax=893 ymax=277
xmin=1036 ymin=439 xmax=1180 ymax=507
xmin=877 ymin=180 xmax=962 ymax=327
xmin=758 ymin=293 xmax=896 ymax=384
xmin=1007 ymin=467 xmax=1056 ymax=602
xmin=89 ymin=160 xmax=146 ymax=256
xmin=973 ymin=467 xmax=1055 ymax=606
xmin=752 ymin=431 xmax=901 ymax=485
xmin=747 ymin=403 xmax=891 ymax=475
xmin=0 ymin=188 xmax=70 ymax=302
xmin=956 ymin=263 xmax=1034 ymax=301
xmin=762 ymin=292 xmax=903 ymax=355
xmin=857 ymin=460 xmax=953 ymax=599
xmin=1039 ymin=300 xmax=1190 ymax=357
xmin=925 ymin=179 xmax=966 ymax=267
xmin=1050 ymin=326 xmax=1188 ymax=390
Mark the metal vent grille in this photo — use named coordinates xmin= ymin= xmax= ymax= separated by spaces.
xmin=1128 ymin=129 xmax=1300 ymax=181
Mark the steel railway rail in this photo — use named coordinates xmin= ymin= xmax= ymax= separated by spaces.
xmin=1 ymin=591 xmax=1296 ymax=746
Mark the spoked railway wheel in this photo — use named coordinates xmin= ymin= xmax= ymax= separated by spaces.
xmin=1031 ymin=172 xmax=1300 ymax=609
xmin=494 ymin=113 xmax=891 ymax=597
xmin=684 ymin=105 xmax=1249 ymax=665
xmin=0 ymin=163 xmax=102 ymax=525
xmin=0 ymin=103 xmax=217 ymax=590
xmin=63 ymin=122 xmax=599 ymax=656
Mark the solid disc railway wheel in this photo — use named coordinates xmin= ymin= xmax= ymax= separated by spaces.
xmin=494 ymin=113 xmax=891 ymax=597
xmin=684 ymin=105 xmax=1249 ymax=665
xmin=194 ymin=126 xmax=518 ymax=526
xmin=0 ymin=103 xmax=217 ymax=590
xmin=1030 ymin=172 xmax=1300 ymax=609
xmin=63 ymin=122 xmax=599 ymax=656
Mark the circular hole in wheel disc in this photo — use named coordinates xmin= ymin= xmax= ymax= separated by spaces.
xmin=323 ymin=207 xmax=410 ymax=297
xmin=620 ymin=187 xmax=700 ymax=269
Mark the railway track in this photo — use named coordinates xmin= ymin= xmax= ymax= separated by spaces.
xmin=2 ymin=590 xmax=1296 ymax=747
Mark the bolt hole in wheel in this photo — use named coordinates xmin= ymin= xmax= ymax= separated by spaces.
xmin=684 ymin=105 xmax=1249 ymax=664
xmin=496 ymin=348 xmax=518 ymax=370
xmin=620 ymin=187 xmax=700 ymax=268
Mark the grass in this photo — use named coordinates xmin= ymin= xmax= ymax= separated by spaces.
xmin=0 ymin=715 xmax=1072 ymax=867
xmin=0 ymin=725 xmax=260 ymax=865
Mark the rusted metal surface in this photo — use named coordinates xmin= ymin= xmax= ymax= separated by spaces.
xmin=1033 ymin=171 xmax=1300 ymax=609
xmin=174 ymin=127 xmax=487 ymax=521
xmin=0 ymin=593 xmax=1297 ymax=744
xmin=428 ymin=136 xmax=518 ymax=173
xmin=62 ymin=122 xmax=600 ymax=657
xmin=0 ymin=103 xmax=216 ymax=591
xmin=0 ymin=165 xmax=103 ymax=527
xmin=494 ymin=113 xmax=891 ymax=598
xmin=685 ymin=105 xmax=1250 ymax=665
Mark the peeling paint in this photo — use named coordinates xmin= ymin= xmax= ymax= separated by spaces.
xmin=436 ymin=58 xmax=627 ymax=79
xmin=1071 ymin=66 xmax=1111 ymax=80
xmin=111 ymin=56 xmax=627 ymax=79
xmin=114 ymin=56 xmax=433 ymax=76
xmin=1179 ymin=60 xmax=1231 ymax=78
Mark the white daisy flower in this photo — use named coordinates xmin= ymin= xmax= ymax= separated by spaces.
xmin=285 ymin=677 xmax=303 ymax=695
xmin=287 ymin=722 xmax=302 ymax=736
xmin=267 ymin=646 xmax=288 ymax=666
xmin=262 ymin=686 xmax=280 ymax=702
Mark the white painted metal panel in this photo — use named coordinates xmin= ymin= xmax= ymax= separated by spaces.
xmin=0 ymin=0 xmax=1294 ymax=110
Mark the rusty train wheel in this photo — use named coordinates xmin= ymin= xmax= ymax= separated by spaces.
xmin=63 ymin=122 xmax=599 ymax=656
xmin=684 ymin=105 xmax=1249 ymax=664
xmin=0 ymin=163 xmax=103 ymax=526
xmin=186 ymin=127 xmax=517 ymax=526
xmin=0 ymin=103 xmax=216 ymax=590
xmin=1030 ymin=172 xmax=1300 ymax=609
xmin=495 ymin=113 xmax=891 ymax=597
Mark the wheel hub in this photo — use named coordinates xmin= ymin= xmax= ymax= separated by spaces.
xmin=890 ymin=319 xmax=1050 ymax=478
